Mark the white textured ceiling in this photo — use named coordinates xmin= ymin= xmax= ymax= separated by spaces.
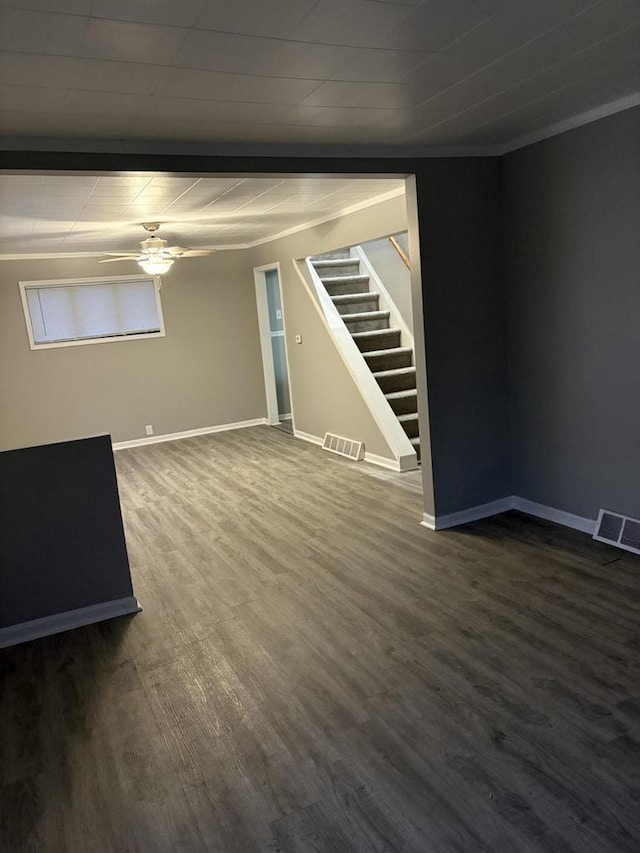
xmin=0 ymin=173 xmax=406 ymax=255
xmin=0 ymin=0 xmax=638 ymax=151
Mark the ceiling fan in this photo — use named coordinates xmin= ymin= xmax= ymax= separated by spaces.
xmin=99 ymin=223 xmax=214 ymax=275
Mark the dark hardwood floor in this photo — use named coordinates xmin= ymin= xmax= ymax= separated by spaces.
xmin=1 ymin=426 xmax=639 ymax=852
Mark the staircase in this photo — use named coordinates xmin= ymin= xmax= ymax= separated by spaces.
xmin=310 ymin=249 xmax=420 ymax=460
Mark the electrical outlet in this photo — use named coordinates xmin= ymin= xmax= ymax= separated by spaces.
xmin=145 ymin=424 xmax=153 ymax=436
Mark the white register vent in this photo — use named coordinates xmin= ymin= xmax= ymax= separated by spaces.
xmin=322 ymin=433 xmax=365 ymax=461
xmin=593 ymin=509 xmax=640 ymax=556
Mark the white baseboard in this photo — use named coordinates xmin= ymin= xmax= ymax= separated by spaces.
xmin=364 ymin=451 xmax=402 ymax=472
xmin=0 ymin=596 xmax=142 ymax=649
xmin=113 ymin=418 xmax=268 ymax=450
xmin=511 ymin=497 xmax=596 ymax=535
xmin=421 ymin=513 xmax=436 ymax=530
xmin=421 ymin=495 xmax=595 ymax=534
xmin=421 ymin=497 xmax=514 ymax=531
xmin=293 ymin=428 xmax=324 ymax=446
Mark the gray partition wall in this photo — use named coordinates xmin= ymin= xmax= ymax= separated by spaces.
xmin=0 ymin=434 xmax=140 ymax=647
xmin=504 ymin=107 xmax=640 ymax=521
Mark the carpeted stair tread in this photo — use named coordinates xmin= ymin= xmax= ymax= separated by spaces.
xmin=342 ymin=310 xmax=390 ymax=322
xmin=397 ymin=413 xmax=419 ymax=438
xmin=331 ymin=292 xmax=380 ymax=304
xmin=341 ymin=310 xmax=390 ymax=332
xmin=313 ymin=258 xmax=358 ymax=268
xmin=373 ymin=366 xmax=417 ymax=393
xmin=312 ymin=249 xmax=350 ymax=260
xmin=364 ymin=353 xmax=412 ymax=372
xmin=365 ymin=347 xmax=412 ymax=357
xmin=373 ymin=367 xmax=416 ymax=379
xmin=320 ymin=274 xmax=370 ymax=285
xmin=351 ymin=328 xmax=401 ymax=352
xmin=351 ymin=328 xmax=400 ymax=340
xmin=385 ymin=389 xmax=417 ymax=400
xmin=385 ymin=388 xmax=418 ymax=415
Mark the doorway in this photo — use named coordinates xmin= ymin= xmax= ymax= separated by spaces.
xmin=254 ymin=263 xmax=294 ymax=434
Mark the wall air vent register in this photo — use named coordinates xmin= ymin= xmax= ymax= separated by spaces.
xmin=593 ymin=509 xmax=640 ymax=556
xmin=322 ymin=433 xmax=364 ymax=462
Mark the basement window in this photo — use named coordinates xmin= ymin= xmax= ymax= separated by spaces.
xmin=19 ymin=275 xmax=165 ymax=350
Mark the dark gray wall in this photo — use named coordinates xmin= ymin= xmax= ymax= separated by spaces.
xmin=0 ymin=435 xmax=134 ymax=628
xmin=504 ymin=106 xmax=640 ymax=520
xmin=416 ymin=159 xmax=511 ymax=515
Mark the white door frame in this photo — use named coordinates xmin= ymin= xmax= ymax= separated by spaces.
xmin=253 ymin=262 xmax=295 ymax=429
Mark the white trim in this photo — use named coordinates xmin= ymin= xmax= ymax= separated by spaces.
xmin=511 ymin=497 xmax=596 ymax=535
xmin=420 ymin=495 xmax=595 ymax=534
xmin=422 ymin=498 xmax=514 ymax=530
xmin=245 ymin=187 xmax=406 ymax=249
xmin=254 ymin=264 xmax=281 ymax=425
xmin=0 ymin=596 xmax=142 ymax=649
xmin=112 ymin=418 xmax=267 ymax=450
xmin=293 ymin=428 xmax=324 ymax=446
xmin=276 ymin=265 xmax=296 ymax=433
xmin=253 ymin=262 xmax=295 ymax=430
xmin=364 ymin=451 xmax=402 ymax=472
xmin=498 ymin=93 xmax=640 ymax=155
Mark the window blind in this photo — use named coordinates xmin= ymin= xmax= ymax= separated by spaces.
xmin=23 ymin=278 xmax=162 ymax=346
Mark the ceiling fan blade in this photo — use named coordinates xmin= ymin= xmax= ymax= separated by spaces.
xmin=165 ymin=245 xmax=192 ymax=256
xmin=99 ymin=255 xmax=140 ymax=263
xmin=171 ymin=248 xmax=216 ymax=257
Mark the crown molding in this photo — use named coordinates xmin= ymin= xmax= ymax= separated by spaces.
xmin=496 ymin=92 xmax=640 ymax=155
xmin=245 ymin=186 xmax=406 ymax=249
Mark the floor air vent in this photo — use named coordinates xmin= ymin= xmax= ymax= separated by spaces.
xmin=593 ymin=509 xmax=640 ymax=555
xmin=322 ymin=433 xmax=364 ymax=461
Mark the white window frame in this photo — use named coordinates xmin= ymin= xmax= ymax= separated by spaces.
xmin=19 ymin=274 xmax=166 ymax=351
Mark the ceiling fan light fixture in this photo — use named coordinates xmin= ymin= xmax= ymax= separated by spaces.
xmin=139 ymin=257 xmax=174 ymax=275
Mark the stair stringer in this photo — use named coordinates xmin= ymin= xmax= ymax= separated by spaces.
xmin=351 ymin=245 xmax=414 ymax=352
xmin=298 ymin=257 xmax=418 ymax=472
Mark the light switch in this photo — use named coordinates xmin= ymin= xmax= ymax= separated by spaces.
xmin=295 ymin=334 xmax=303 ymax=344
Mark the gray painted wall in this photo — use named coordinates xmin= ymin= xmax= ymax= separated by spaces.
xmin=251 ymin=194 xmax=409 ymax=461
xmin=0 ymin=251 xmax=266 ymax=450
xmin=504 ymin=106 xmax=640 ymax=520
xmin=415 ymin=160 xmax=511 ymax=516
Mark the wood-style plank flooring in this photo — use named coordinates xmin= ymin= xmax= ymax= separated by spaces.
xmin=1 ymin=426 xmax=639 ymax=852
